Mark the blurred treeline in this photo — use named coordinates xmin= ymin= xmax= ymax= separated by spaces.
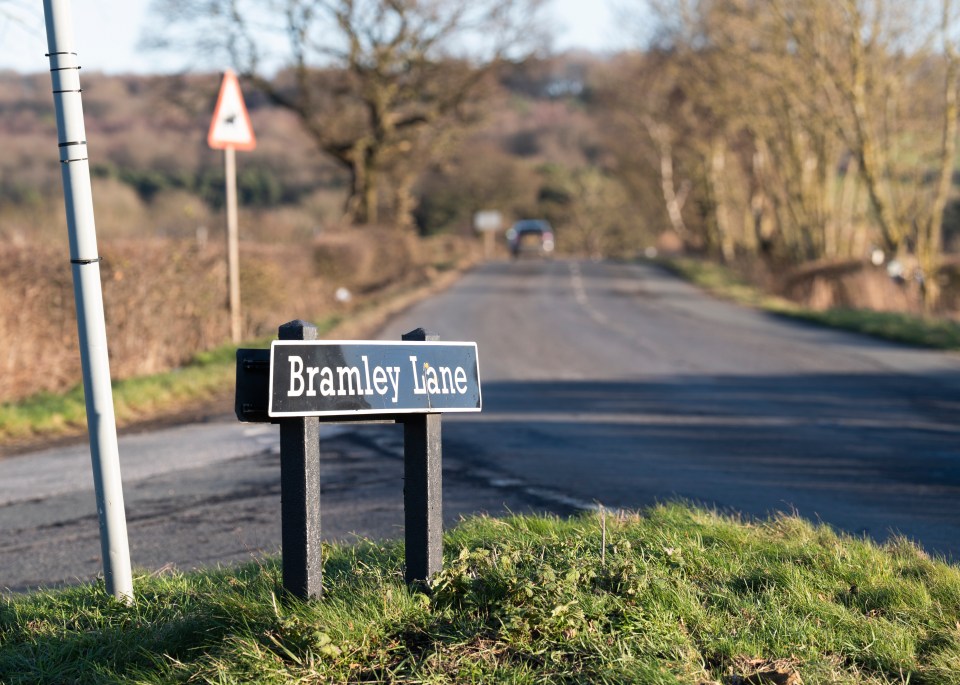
xmin=4 ymin=0 xmax=960 ymax=405
xmin=610 ymin=0 xmax=960 ymax=313
xmin=0 ymin=56 xmax=622 ymax=250
xmin=3 ymin=3 xmax=960 ymax=302
xmin=0 ymin=53 xmax=621 ymax=402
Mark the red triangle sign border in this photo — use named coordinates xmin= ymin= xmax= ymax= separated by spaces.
xmin=208 ymin=69 xmax=257 ymax=151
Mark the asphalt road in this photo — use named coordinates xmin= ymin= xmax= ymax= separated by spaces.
xmin=3 ymin=259 xmax=960 ymax=593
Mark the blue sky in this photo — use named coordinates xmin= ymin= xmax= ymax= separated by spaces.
xmin=0 ymin=1 xmax=618 ymax=75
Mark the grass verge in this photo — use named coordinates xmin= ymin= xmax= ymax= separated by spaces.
xmin=0 ymin=315 xmax=340 ymax=445
xmin=0 ymin=254 xmax=475 ymax=448
xmin=2 ymin=505 xmax=959 ymax=684
xmin=657 ymin=257 xmax=960 ymax=351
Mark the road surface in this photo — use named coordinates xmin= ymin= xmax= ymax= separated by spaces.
xmin=2 ymin=259 xmax=959 ymax=593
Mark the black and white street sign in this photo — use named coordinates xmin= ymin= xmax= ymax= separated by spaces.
xmin=235 ymin=324 xmax=477 ymax=598
xmin=268 ymin=340 xmax=481 ymax=418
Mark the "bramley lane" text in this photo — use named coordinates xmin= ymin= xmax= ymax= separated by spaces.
xmin=286 ymin=355 xmax=469 ymax=404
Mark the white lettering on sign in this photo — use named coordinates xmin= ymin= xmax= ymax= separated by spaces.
xmin=287 ymin=354 xmax=469 ymax=404
xmin=409 ymin=356 xmax=468 ymax=397
xmin=268 ymin=341 xmax=480 ymax=418
xmin=386 ymin=365 xmax=402 ymax=403
xmin=319 ymin=368 xmax=335 ymax=397
xmin=289 ymin=356 xmax=305 ymax=397
xmin=337 ymin=366 xmax=362 ymax=397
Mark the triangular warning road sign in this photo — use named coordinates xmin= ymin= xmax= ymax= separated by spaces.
xmin=208 ymin=69 xmax=256 ymax=151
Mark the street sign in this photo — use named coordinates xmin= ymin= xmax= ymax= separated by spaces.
xmin=207 ymin=69 xmax=256 ymax=151
xmin=473 ymin=210 xmax=503 ymax=232
xmin=474 ymin=210 xmax=503 ymax=260
xmin=269 ymin=340 xmax=482 ymax=418
xmin=208 ymin=69 xmax=255 ymax=343
xmin=237 ymin=324 xmax=479 ymax=598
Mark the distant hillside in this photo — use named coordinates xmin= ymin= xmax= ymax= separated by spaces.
xmin=0 ymin=55 xmax=615 ymax=246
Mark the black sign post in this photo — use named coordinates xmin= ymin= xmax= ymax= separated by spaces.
xmin=401 ymin=328 xmax=443 ymax=584
xmin=235 ymin=321 xmax=481 ymax=600
xmin=277 ymin=320 xmax=323 ymax=599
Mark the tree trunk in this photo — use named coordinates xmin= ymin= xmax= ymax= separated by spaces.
xmin=918 ymin=0 xmax=958 ymax=313
xmin=362 ymin=170 xmax=379 ymax=226
xmin=344 ymin=143 xmax=382 ymax=225
xmin=843 ymin=0 xmax=905 ymax=254
xmin=708 ymin=139 xmax=736 ymax=263
xmin=642 ymin=116 xmax=691 ymax=246
xmin=391 ymin=171 xmax=418 ymax=231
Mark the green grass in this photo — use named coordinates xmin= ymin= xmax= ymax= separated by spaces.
xmin=0 ymin=316 xmax=342 ymax=443
xmin=2 ymin=505 xmax=959 ymax=684
xmin=786 ymin=308 xmax=960 ymax=349
xmin=658 ymin=257 xmax=960 ymax=351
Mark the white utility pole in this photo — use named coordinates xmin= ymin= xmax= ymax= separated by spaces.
xmin=42 ymin=0 xmax=134 ymax=603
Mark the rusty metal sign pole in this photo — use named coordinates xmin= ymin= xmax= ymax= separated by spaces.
xmin=42 ymin=0 xmax=134 ymax=603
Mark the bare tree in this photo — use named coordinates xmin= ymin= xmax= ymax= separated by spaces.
xmin=150 ymin=0 xmax=546 ymax=227
xmin=0 ymin=1 xmax=38 ymax=32
xmin=917 ymin=0 xmax=958 ymax=309
xmin=562 ymin=167 xmax=632 ymax=258
xmin=623 ymin=0 xmax=959 ymax=310
xmin=711 ymin=0 xmax=856 ymax=263
xmin=769 ymin=0 xmax=959 ymax=309
xmin=592 ymin=50 xmax=713 ymax=255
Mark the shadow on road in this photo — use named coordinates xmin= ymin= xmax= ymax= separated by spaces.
xmin=448 ymin=373 xmax=960 ymax=561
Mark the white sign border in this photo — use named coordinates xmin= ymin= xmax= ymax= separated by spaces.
xmin=267 ymin=339 xmax=482 ymax=418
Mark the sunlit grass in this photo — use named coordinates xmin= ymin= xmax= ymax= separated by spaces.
xmin=787 ymin=307 xmax=960 ymax=349
xmin=2 ymin=505 xmax=958 ymax=684
xmin=658 ymin=257 xmax=960 ymax=350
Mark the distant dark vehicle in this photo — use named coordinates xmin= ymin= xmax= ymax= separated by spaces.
xmin=506 ymin=220 xmax=554 ymax=258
